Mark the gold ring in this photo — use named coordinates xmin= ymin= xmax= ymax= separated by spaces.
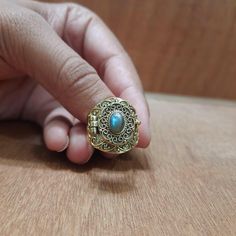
xmin=87 ymin=97 xmax=140 ymax=154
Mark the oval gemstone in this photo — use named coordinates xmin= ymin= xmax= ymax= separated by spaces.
xmin=109 ymin=112 xmax=125 ymax=134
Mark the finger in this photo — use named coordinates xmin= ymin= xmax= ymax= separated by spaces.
xmin=60 ymin=5 xmax=151 ymax=147
xmin=44 ymin=120 xmax=69 ymax=152
xmin=67 ymin=123 xmax=94 ymax=164
xmin=21 ymin=84 xmax=74 ymax=152
xmin=0 ymin=4 xmax=113 ymax=123
xmin=43 ymin=107 xmax=74 ymax=152
xmin=99 ymin=55 xmax=151 ymax=148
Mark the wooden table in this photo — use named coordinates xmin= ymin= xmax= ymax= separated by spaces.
xmin=0 ymin=94 xmax=235 ymax=235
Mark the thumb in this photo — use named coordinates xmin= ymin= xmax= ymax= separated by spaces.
xmin=0 ymin=5 xmax=113 ymax=122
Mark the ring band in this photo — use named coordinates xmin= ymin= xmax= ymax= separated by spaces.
xmin=87 ymin=97 xmax=140 ymax=154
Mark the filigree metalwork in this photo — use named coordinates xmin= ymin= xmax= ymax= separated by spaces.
xmin=87 ymin=97 xmax=140 ymax=154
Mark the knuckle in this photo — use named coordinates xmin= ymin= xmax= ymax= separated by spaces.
xmin=57 ymin=56 xmax=99 ymax=98
xmin=83 ymin=9 xmax=101 ymax=24
xmin=69 ymin=74 xmax=101 ymax=99
xmin=64 ymin=2 xmax=100 ymax=22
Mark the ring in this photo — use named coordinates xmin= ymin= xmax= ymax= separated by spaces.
xmin=87 ymin=97 xmax=141 ymax=154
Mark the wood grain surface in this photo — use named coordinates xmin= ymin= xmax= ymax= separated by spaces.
xmin=0 ymin=94 xmax=235 ymax=235
xmin=39 ymin=0 xmax=236 ymax=99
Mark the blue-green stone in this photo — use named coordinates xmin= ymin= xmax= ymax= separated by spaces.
xmin=109 ymin=112 xmax=125 ymax=134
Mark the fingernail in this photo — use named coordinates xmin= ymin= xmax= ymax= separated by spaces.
xmin=57 ymin=136 xmax=69 ymax=152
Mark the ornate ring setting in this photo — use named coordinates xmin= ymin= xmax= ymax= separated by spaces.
xmin=87 ymin=97 xmax=140 ymax=154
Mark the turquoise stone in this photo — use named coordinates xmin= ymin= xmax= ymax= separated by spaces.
xmin=109 ymin=112 xmax=125 ymax=134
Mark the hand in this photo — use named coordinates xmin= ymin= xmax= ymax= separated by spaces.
xmin=0 ymin=0 xmax=151 ymax=164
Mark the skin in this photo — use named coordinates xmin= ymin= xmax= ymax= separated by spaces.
xmin=0 ymin=0 xmax=151 ymax=164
